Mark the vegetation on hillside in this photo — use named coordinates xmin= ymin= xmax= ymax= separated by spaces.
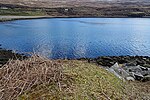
xmin=0 ymin=55 xmax=150 ymax=100
xmin=0 ymin=8 xmax=46 ymax=16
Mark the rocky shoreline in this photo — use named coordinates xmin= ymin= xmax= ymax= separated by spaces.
xmin=0 ymin=47 xmax=150 ymax=81
xmin=0 ymin=46 xmax=26 ymax=67
xmin=87 ymin=56 xmax=150 ymax=68
xmin=1 ymin=47 xmax=150 ymax=68
xmin=85 ymin=56 xmax=150 ymax=82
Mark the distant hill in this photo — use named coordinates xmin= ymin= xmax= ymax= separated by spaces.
xmin=0 ymin=0 xmax=150 ymax=8
xmin=0 ymin=0 xmax=150 ymax=17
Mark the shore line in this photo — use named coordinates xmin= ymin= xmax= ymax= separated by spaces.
xmin=0 ymin=48 xmax=150 ymax=67
xmin=1 ymin=15 xmax=150 ymax=22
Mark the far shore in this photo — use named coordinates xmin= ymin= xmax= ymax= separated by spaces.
xmin=0 ymin=16 xmax=55 ymax=22
xmin=1 ymin=15 xmax=150 ymax=22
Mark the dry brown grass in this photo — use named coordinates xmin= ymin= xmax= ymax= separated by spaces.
xmin=124 ymin=81 xmax=150 ymax=100
xmin=0 ymin=55 xmax=64 ymax=100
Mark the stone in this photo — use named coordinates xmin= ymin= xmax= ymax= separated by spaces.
xmin=111 ymin=62 xmax=120 ymax=69
xmin=136 ymin=60 xmax=146 ymax=65
xmin=125 ymin=62 xmax=137 ymax=66
xmin=107 ymin=68 xmax=123 ymax=79
xmin=134 ymin=73 xmax=144 ymax=81
xmin=139 ymin=66 xmax=149 ymax=71
xmin=143 ymin=75 xmax=150 ymax=81
xmin=143 ymin=64 xmax=150 ymax=68
xmin=111 ymin=63 xmax=130 ymax=79
xmin=126 ymin=77 xmax=135 ymax=81
xmin=126 ymin=65 xmax=142 ymax=73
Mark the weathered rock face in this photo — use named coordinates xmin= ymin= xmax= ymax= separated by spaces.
xmin=107 ymin=62 xmax=150 ymax=82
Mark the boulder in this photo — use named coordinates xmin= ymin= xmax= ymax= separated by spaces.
xmin=125 ymin=62 xmax=137 ymax=66
xmin=126 ymin=77 xmax=135 ymax=81
xmin=111 ymin=63 xmax=130 ymax=79
xmin=125 ymin=65 xmax=142 ymax=73
xmin=139 ymin=66 xmax=149 ymax=71
xmin=136 ymin=60 xmax=146 ymax=65
xmin=143 ymin=64 xmax=150 ymax=68
xmin=111 ymin=62 xmax=120 ymax=69
xmin=107 ymin=68 xmax=123 ymax=79
xmin=134 ymin=73 xmax=144 ymax=81
xmin=143 ymin=75 xmax=150 ymax=81
xmin=105 ymin=61 xmax=150 ymax=81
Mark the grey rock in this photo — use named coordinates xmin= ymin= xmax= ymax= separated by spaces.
xmin=139 ymin=66 xmax=149 ymax=71
xmin=126 ymin=62 xmax=137 ymax=66
xmin=143 ymin=75 xmax=150 ymax=81
xmin=134 ymin=73 xmax=144 ymax=81
xmin=111 ymin=62 xmax=120 ymax=69
xmin=143 ymin=64 xmax=150 ymax=68
xmin=124 ymin=65 xmax=142 ymax=73
xmin=107 ymin=68 xmax=123 ymax=79
xmin=111 ymin=63 xmax=130 ymax=79
xmin=107 ymin=62 xmax=150 ymax=81
xmin=126 ymin=77 xmax=135 ymax=81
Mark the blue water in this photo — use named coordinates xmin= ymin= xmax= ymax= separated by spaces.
xmin=0 ymin=18 xmax=150 ymax=59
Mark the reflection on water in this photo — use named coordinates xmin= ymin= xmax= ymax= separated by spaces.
xmin=0 ymin=18 xmax=150 ymax=59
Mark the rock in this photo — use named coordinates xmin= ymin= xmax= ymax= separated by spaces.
xmin=111 ymin=63 xmax=130 ymax=79
xmin=124 ymin=65 xmax=142 ymax=74
xmin=125 ymin=62 xmax=137 ymax=66
xmin=136 ymin=60 xmax=146 ymax=65
xmin=126 ymin=77 xmax=135 ymax=81
xmin=107 ymin=68 xmax=123 ymax=79
xmin=111 ymin=62 xmax=120 ymax=69
xmin=134 ymin=73 xmax=144 ymax=81
xmin=141 ymin=71 xmax=149 ymax=76
xmin=143 ymin=64 xmax=150 ymax=68
xmin=139 ymin=66 xmax=149 ymax=71
xmin=101 ymin=56 xmax=113 ymax=61
xmin=91 ymin=56 xmax=150 ymax=81
xmin=143 ymin=75 xmax=150 ymax=81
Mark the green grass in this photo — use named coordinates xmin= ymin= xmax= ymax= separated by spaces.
xmin=0 ymin=8 xmax=46 ymax=16
xmin=18 ymin=60 xmax=125 ymax=100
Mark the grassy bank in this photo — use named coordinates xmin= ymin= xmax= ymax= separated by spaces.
xmin=0 ymin=55 xmax=123 ymax=99
xmin=0 ymin=8 xmax=46 ymax=16
xmin=0 ymin=55 xmax=150 ymax=100
xmin=0 ymin=7 xmax=49 ymax=22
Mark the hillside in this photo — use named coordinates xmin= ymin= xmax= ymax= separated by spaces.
xmin=0 ymin=0 xmax=150 ymax=17
xmin=1 ymin=0 xmax=150 ymax=8
xmin=0 ymin=55 xmax=150 ymax=99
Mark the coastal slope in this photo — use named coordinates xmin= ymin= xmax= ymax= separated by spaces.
xmin=1 ymin=55 xmax=150 ymax=99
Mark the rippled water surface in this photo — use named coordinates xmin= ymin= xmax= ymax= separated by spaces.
xmin=0 ymin=18 xmax=150 ymax=58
